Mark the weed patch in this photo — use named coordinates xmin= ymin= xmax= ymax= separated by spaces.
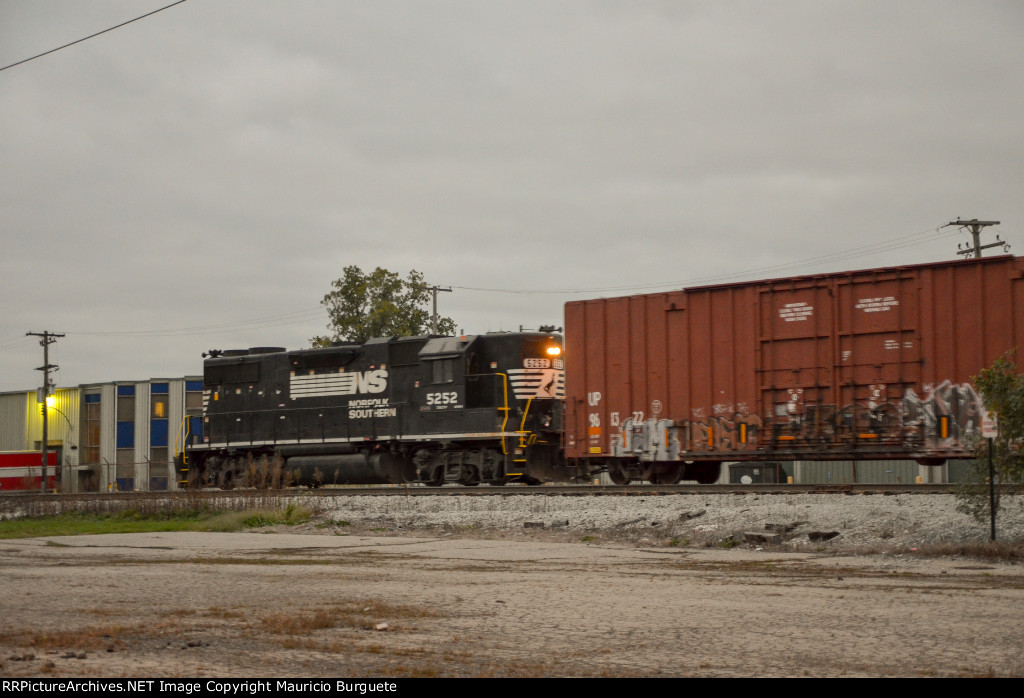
xmin=260 ymin=600 xmax=439 ymax=637
xmin=0 ymin=625 xmax=131 ymax=651
xmin=203 ymin=607 xmax=246 ymax=620
xmin=0 ymin=503 xmax=313 ymax=539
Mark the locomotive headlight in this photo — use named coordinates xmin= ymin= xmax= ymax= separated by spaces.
xmin=546 ymin=346 xmax=562 ymax=356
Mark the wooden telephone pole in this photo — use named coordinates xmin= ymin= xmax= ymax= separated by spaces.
xmin=427 ymin=285 xmax=452 ymax=334
xmin=26 ymin=330 xmax=63 ymax=493
xmin=946 ymin=219 xmax=1009 ymax=258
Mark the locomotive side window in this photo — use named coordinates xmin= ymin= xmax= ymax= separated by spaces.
xmin=431 ymin=358 xmax=455 ymax=384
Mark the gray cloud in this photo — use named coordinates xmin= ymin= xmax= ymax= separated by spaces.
xmin=1 ymin=0 xmax=1021 ymax=389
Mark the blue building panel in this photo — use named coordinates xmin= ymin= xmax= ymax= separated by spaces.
xmin=117 ymin=385 xmax=135 ymax=396
xmin=186 ymin=381 xmax=203 ymax=392
xmin=150 ymin=419 xmax=169 ymax=447
xmin=116 ymin=421 xmax=134 ymax=449
xmin=151 ymin=383 xmax=169 ymax=394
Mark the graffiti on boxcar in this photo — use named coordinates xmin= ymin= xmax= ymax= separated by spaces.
xmin=690 ymin=411 xmax=763 ymax=450
xmin=901 ymin=380 xmax=982 ymax=447
xmin=612 ymin=416 xmax=681 ymax=460
xmin=614 ymin=410 xmax=765 ymax=457
xmin=610 ymin=380 xmax=981 ymax=458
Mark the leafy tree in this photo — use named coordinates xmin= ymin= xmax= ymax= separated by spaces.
xmin=311 ymin=266 xmax=456 ymax=346
xmin=956 ymin=352 xmax=1024 ymax=522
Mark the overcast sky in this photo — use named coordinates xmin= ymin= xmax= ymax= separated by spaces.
xmin=1 ymin=1 xmax=1021 ymax=390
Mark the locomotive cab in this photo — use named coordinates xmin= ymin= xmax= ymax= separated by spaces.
xmin=411 ymin=331 xmax=565 ymax=485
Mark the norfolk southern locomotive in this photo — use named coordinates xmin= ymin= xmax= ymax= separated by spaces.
xmin=178 ymin=330 xmax=566 ymax=487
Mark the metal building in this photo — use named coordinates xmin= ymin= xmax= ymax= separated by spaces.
xmin=0 ymin=388 xmax=77 ymax=492
xmin=0 ymin=377 xmax=202 ymax=493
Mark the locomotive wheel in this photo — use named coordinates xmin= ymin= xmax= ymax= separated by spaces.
xmin=427 ymin=467 xmax=445 ymax=487
xmin=458 ymin=465 xmax=479 ymax=487
xmin=608 ymin=464 xmax=630 ymax=485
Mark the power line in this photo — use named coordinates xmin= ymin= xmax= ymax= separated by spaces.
xmin=452 ymin=223 xmax=961 ymax=295
xmin=0 ymin=222 xmax=994 ymax=341
xmin=67 ymin=307 xmax=325 ymax=338
xmin=0 ymin=309 xmax=326 ymax=348
xmin=0 ymin=336 xmax=36 ymax=351
xmin=0 ymin=0 xmax=190 ymax=73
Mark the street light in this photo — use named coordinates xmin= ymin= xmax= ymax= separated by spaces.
xmin=41 ymin=396 xmax=76 ymax=493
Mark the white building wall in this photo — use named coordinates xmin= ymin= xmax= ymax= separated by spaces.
xmin=133 ymin=382 xmax=150 ymax=491
xmin=168 ymin=378 xmax=185 ymax=490
xmin=99 ymin=384 xmax=116 ymax=491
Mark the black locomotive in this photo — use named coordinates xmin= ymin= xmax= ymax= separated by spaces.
xmin=178 ymin=330 xmax=567 ymax=487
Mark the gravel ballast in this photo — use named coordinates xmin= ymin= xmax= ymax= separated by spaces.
xmin=316 ymin=492 xmax=1024 ymax=549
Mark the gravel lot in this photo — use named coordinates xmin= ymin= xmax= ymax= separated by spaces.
xmin=0 ymin=493 xmax=1021 ymax=678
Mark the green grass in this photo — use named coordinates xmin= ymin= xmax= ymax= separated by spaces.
xmin=0 ymin=503 xmax=313 ymax=539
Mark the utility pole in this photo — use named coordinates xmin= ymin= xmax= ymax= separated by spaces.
xmin=427 ymin=285 xmax=452 ymax=334
xmin=26 ymin=331 xmax=63 ymax=493
xmin=946 ymin=219 xmax=1009 ymax=258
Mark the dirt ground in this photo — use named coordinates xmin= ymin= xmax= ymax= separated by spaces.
xmin=1 ymin=525 xmax=1022 ymax=678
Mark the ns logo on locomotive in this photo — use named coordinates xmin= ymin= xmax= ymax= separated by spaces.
xmin=177 ymin=329 xmax=567 ymax=488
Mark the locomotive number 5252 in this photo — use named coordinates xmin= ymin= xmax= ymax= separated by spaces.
xmin=426 ymin=391 xmax=459 ymax=406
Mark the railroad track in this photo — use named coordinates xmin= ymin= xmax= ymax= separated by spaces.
xmin=4 ymin=482 xmax=1017 ymax=512
xmin=7 ymin=482 xmax=1024 ymax=520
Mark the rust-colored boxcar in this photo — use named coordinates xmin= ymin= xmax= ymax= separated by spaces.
xmin=564 ymin=255 xmax=1024 ymax=484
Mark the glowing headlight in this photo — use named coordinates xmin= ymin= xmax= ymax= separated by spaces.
xmin=546 ymin=346 xmax=561 ymax=356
